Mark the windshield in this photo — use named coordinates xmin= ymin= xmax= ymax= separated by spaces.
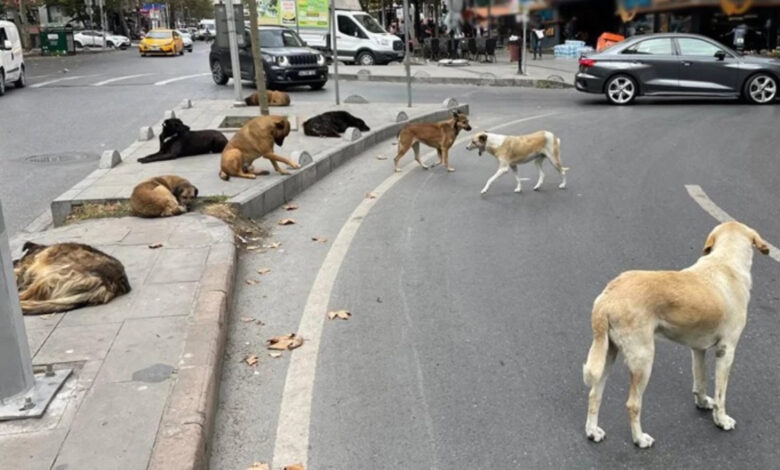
xmin=257 ymin=29 xmax=304 ymax=48
xmin=353 ymin=13 xmax=385 ymax=34
xmin=147 ymin=31 xmax=171 ymax=39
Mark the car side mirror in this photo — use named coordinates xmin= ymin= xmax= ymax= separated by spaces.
xmin=715 ymin=50 xmax=726 ymax=61
xmin=2 ymin=40 xmax=11 ymax=50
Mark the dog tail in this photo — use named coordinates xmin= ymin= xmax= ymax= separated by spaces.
xmin=554 ymin=137 xmax=569 ymax=174
xmin=21 ymin=290 xmax=107 ymax=316
xmin=583 ymin=304 xmax=610 ymax=387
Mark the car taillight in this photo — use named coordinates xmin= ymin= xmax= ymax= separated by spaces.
xmin=579 ymin=58 xmax=596 ymax=68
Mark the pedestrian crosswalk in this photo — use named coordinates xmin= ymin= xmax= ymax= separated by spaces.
xmin=28 ymin=72 xmax=213 ymax=88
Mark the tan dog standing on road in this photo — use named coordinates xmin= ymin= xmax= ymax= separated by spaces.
xmin=219 ymin=115 xmax=296 ymax=180
xmin=583 ymin=221 xmax=770 ymax=449
xmin=130 ymin=175 xmax=199 ymax=217
xmin=465 ymin=130 xmax=568 ymax=195
xmin=393 ymin=111 xmax=472 ymax=172
xmin=244 ymin=90 xmax=291 ymax=107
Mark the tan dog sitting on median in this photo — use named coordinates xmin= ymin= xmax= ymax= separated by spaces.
xmin=130 ymin=175 xmax=198 ymax=217
xmin=583 ymin=221 xmax=770 ymax=449
xmin=465 ymin=130 xmax=568 ymax=195
xmin=393 ymin=111 xmax=472 ymax=172
xmin=244 ymin=90 xmax=291 ymax=107
xmin=219 ymin=115 xmax=296 ymax=180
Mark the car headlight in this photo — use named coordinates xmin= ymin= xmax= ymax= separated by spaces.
xmin=316 ymin=54 xmax=325 ymax=65
xmin=276 ymin=56 xmax=290 ymax=67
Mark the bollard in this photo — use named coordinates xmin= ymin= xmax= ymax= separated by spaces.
xmin=164 ymin=110 xmax=177 ymax=120
xmin=139 ymin=126 xmax=154 ymax=141
xmin=0 ymin=201 xmax=71 ymax=420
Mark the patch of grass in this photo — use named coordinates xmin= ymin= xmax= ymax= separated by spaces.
xmin=198 ymin=202 xmax=268 ymax=248
xmin=65 ymin=201 xmax=132 ymax=225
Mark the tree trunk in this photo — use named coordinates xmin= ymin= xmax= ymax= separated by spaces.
xmin=246 ymin=0 xmax=269 ymax=116
xmin=16 ymin=1 xmax=31 ymax=50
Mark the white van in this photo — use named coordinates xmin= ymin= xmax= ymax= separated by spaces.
xmin=300 ymin=10 xmax=403 ymax=66
xmin=196 ymin=19 xmax=216 ymax=40
xmin=0 ymin=20 xmax=25 ymax=96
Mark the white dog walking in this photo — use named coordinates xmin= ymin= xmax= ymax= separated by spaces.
xmin=465 ymin=130 xmax=568 ymax=195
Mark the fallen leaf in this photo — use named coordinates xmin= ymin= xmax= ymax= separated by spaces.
xmin=256 ymin=319 xmax=266 ymax=326
xmin=240 ymin=316 xmax=255 ymax=323
xmin=327 ymin=309 xmax=352 ymax=320
xmin=267 ymin=333 xmax=304 ymax=351
xmin=376 ymin=155 xmax=388 ymax=160
xmin=244 ymin=355 xmax=259 ymax=367
xmin=246 ymin=245 xmax=262 ymax=251
xmin=268 ymin=352 xmax=282 ymax=358
xmin=245 ymin=279 xmax=260 ymax=285
xmin=148 ymin=243 xmax=163 ymax=249
xmin=282 ymin=203 xmax=299 ymax=211
xmin=257 ymin=267 xmax=272 ymax=275
xmin=264 ymin=242 xmax=282 ymax=249
xmin=365 ymin=192 xmax=377 ymax=199
xmin=284 ymin=465 xmax=305 ymax=470
xmin=248 ymin=463 xmax=270 ymax=470
xmin=311 ymin=237 xmax=328 ymax=244
xmin=278 ymin=218 xmax=296 ymax=226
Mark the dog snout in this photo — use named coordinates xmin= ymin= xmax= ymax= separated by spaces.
xmin=464 ymin=125 xmax=472 ymax=131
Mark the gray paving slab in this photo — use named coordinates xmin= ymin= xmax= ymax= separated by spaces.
xmin=33 ymin=322 xmax=122 ymax=364
xmin=0 ymin=429 xmax=68 ymax=470
xmin=146 ymin=246 xmax=209 ymax=284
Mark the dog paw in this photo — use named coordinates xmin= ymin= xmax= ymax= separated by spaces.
xmin=514 ymin=187 xmax=522 ymax=193
xmin=394 ymin=168 xmax=402 ymax=173
xmin=533 ymin=186 xmax=541 ymax=191
xmin=715 ymin=414 xmax=736 ymax=431
xmin=447 ymin=167 xmax=456 ymax=172
xmin=558 ymin=183 xmax=567 ymax=189
xmin=289 ymin=162 xmax=301 ymax=169
xmin=586 ymin=426 xmax=606 ymax=443
xmin=695 ymin=395 xmax=715 ymax=410
xmin=633 ymin=433 xmax=655 ymax=449
xmin=480 ymin=189 xmax=488 ymax=195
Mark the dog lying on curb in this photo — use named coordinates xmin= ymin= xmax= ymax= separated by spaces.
xmin=583 ymin=221 xmax=770 ymax=449
xmin=465 ymin=130 xmax=568 ymax=194
xmin=130 ymin=175 xmax=199 ymax=217
xmin=138 ymin=118 xmax=228 ymax=164
xmin=394 ymin=111 xmax=472 ymax=172
xmin=244 ymin=90 xmax=291 ymax=107
xmin=219 ymin=115 xmax=295 ymax=180
xmin=14 ymin=242 xmax=131 ymax=315
xmin=303 ymin=111 xmax=370 ymax=138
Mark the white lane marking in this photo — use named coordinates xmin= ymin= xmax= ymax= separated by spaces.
xmin=686 ymin=184 xmax=780 ymax=263
xmin=92 ymin=73 xmax=153 ymax=86
xmin=271 ymin=111 xmax=560 ymax=468
xmin=153 ymin=72 xmax=210 ymax=86
xmin=29 ymin=75 xmax=86 ymax=88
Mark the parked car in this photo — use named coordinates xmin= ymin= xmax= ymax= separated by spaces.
xmin=210 ymin=26 xmax=327 ymax=90
xmin=0 ymin=20 xmax=25 ymax=95
xmin=73 ymin=30 xmax=131 ymax=49
xmin=177 ymin=29 xmax=194 ymax=52
xmin=575 ymin=33 xmax=780 ymax=105
xmin=139 ymin=29 xmax=185 ymax=56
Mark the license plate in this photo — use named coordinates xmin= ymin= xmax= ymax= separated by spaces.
xmin=299 ymin=70 xmax=316 ymax=76
xmin=151 ymin=46 xmax=159 ymax=50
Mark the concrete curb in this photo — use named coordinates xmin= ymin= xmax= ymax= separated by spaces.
xmin=147 ymin=227 xmax=237 ymax=470
xmin=329 ymin=72 xmax=573 ymax=89
xmin=233 ymin=104 xmax=469 ymax=220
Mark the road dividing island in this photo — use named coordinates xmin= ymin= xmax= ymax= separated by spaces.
xmin=49 ymin=99 xmax=469 ymax=227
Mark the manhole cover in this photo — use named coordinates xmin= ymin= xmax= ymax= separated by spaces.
xmin=25 ymin=152 xmax=99 ymax=164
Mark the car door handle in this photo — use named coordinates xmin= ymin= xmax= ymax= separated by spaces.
xmin=682 ymin=61 xmax=692 ymax=66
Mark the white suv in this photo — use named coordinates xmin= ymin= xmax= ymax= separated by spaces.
xmin=0 ymin=20 xmax=25 ymax=96
xmin=74 ymin=30 xmax=131 ymax=49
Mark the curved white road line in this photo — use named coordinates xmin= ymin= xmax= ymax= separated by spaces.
xmin=685 ymin=184 xmax=780 ymax=263
xmin=92 ymin=73 xmax=153 ymax=86
xmin=29 ymin=75 xmax=86 ymax=88
xmin=153 ymin=72 xmax=210 ymax=86
xmin=272 ymin=112 xmax=560 ymax=468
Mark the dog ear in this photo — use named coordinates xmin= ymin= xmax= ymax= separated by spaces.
xmin=478 ymin=133 xmax=488 ymax=143
xmin=753 ymin=231 xmax=770 ymax=255
xmin=702 ymin=232 xmax=716 ymax=255
xmin=22 ymin=241 xmax=43 ymax=253
xmin=193 ymin=186 xmax=199 ymax=198
xmin=172 ymin=185 xmax=184 ymax=199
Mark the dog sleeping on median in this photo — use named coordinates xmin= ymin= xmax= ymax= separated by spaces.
xmin=303 ymin=111 xmax=370 ymax=138
xmin=130 ymin=175 xmax=198 ymax=218
xmin=393 ymin=111 xmax=472 ymax=172
xmin=244 ymin=90 xmax=291 ymax=107
xmin=138 ymin=118 xmax=228 ymax=164
xmin=583 ymin=221 xmax=769 ymax=448
xmin=14 ymin=242 xmax=131 ymax=315
xmin=465 ymin=130 xmax=568 ymax=194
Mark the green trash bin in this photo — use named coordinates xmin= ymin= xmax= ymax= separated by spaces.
xmin=39 ymin=28 xmax=76 ymax=56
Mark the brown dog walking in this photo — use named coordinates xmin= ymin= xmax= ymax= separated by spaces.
xmin=393 ymin=111 xmax=472 ymax=172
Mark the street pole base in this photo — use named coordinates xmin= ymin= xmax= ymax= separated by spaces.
xmin=0 ymin=368 xmax=72 ymax=421
xmin=232 ymin=101 xmax=247 ymax=108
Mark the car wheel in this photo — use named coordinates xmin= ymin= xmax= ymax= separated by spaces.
xmin=356 ymin=51 xmax=375 ymax=66
xmin=14 ymin=65 xmax=25 ymax=88
xmin=107 ymin=41 xmax=114 ymax=48
xmin=310 ymin=82 xmax=326 ymax=90
xmin=605 ymin=74 xmax=637 ymax=105
xmin=743 ymin=73 xmax=777 ymax=105
xmin=212 ymin=61 xmax=229 ymax=85
xmin=74 ymin=41 xmax=83 ymax=48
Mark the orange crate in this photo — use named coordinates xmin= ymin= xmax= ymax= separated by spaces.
xmin=597 ymin=32 xmax=625 ymax=52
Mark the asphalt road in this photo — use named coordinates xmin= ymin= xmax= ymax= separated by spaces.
xmin=211 ymin=91 xmax=780 ymax=469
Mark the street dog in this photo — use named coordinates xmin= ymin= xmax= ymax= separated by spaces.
xmin=303 ymin=111 xmax=370 ymax=138
xmin=465 ymin=130 xmax=568 ymax=194
xmin=130 ymin=175 xmax=199 ymax=217
xmin=138 ymin=118 xmax=228 ymax=164
xmin=14 ymin=242 xmax=131 ymax=315
xmin=244 ymin=90 xmax=291 ymax=106
xmin=394 ymin=111 xmax=471 ymax=172
xmin=583 ymin=221 xmax=770 ymax=448
xmin=219 ymin=115 xmax=295 ymax=180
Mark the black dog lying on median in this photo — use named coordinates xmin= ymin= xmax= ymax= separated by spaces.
xmin=303 ymin=111 xmax=370 ymax=138
xmin=138 ymin=118 xmax=228 ymax=163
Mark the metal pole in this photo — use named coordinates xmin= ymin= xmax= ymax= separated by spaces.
xmin=224 ymin=0 xmax=244 ymax=104
xmin=295 ymin=0 xmax=300 ymax=34
xmin=330 ymin=0 xmax=340 ymax=105
xmin=0 ymin=202 xmax=33 ymax=402
xmin=403 ymin=0 xmax=411 ymax=107
xmin=248 ymin=0 xmax=269 ymax=115
xmin=487 ymin=0 xmax=491 ymax=39
xmin=520 ymin=1 xmax=527 ymax=75
xmin=99 ymin=0 xmax=106 ymax=48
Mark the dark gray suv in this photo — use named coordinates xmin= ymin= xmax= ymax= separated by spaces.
xmin=575 ymin=33 xmax=779 ymax=105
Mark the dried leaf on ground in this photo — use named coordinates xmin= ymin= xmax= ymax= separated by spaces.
xmin=268 ymin=352 xmax=282 ymax=359
xmin=282 ymin=203 xmax=299 ymax=211
xmin=311 ymin=237 xmax=328 ymax=244
xmin=248 ymin=463 xmax=270 ymax=470
xmin=278 ymin=218 xmax=296 ymax=226
xmin=257 ymin=267 xmax=272 ymax=275
xmin=375 ymin=155 xmax=388 ymax=160
xmin=240 ymin=316 xmax=255 ymax=323
xmin=246 ymin=245 xmax=263 ymax=251
xmin=264 ymin=242 xmax=282 ymax=249
xmin=365 ymin=192 xmax=377 ymax=199
xmin=148 ymin=243 xmax=163 ymax=249
xmin=267 ymin=333 xmax=304 ymax=351
xmin=244 ymin=355 xmax=259 ymax=367
xmin=245 ymin=279 xmax=260 ymax=285
xmin=327 ymin=309 xmax=352 ymax=320
xmin=284 ymin=465 xmax=305 ymax=470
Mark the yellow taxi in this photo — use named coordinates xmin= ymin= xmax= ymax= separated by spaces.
xmin=139 ymin=29 xmax=184 ymax=56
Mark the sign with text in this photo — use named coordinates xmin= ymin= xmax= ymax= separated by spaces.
xmin=256 ymin=0 xmax=329 ymax=28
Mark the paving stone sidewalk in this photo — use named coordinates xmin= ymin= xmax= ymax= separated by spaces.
xmin=0 ymin=214 xmax=235 ymax=470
